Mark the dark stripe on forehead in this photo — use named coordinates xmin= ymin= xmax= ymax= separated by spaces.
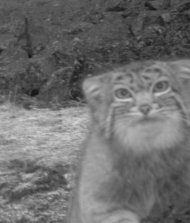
xmin=111 ymin=62 xmax=169 ymax=92
xmin=143 ymin=66 xmax=167 ymax=78
xmin=140 ymin=65 xmax=168 ymax=87
xmin=113 ymin=71 xmax=135 ymax=84
xmin=112 ymin=71 xmax=144 ymax=92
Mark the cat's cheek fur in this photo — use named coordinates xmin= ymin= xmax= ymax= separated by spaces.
xmin=113 ymin=111 xmax=185 ymax=152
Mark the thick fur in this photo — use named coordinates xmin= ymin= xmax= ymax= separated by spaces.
xmin=67 ymin=60 xmax=190 ymax=223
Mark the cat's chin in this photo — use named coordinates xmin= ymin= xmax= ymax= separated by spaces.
xmin=135 ymin=115 xmax=162 ymax=125
xmin=114 ymin=111 xmax=185 ymax=153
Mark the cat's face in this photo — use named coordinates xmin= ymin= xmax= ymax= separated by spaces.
xmin=112 ymin=62 xmax=178 ymax=124
xmin=83 ymin=60 xmax=190 ymax=152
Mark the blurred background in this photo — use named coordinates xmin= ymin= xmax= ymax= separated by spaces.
xmin=0 ymin=0 xmax=190 ymax=109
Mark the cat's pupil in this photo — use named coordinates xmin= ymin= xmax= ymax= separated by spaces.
xmin=115 ymin=88 xmax=131 ymax=99
xmin=121 ymin=89 xmax=128 ymax=96
xmin=154 ymin=81 xmax=169 ymax=93
xmin=157 ymin=83 xmax=164 ymax=89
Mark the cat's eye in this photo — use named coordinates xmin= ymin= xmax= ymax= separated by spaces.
xmin=114 ymin=88 xmax=132 ymax=100
xmin=153 ymin=80 xmax=170 ymax=93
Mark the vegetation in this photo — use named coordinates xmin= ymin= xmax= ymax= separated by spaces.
xmin=0 ymin=103 xmax=88 ymax=222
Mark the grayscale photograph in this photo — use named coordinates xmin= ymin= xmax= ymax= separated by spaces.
xmin=0 ymin=0 xmax=190 ymax=223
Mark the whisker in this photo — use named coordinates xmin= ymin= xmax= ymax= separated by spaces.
xmin=179 ymin=116 xmax=190 ymax=124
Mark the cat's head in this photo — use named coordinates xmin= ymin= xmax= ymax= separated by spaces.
xmin=83 ymin=60 xmax=190 ymax=152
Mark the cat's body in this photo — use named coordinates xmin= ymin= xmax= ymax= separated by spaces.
xmin=67 ymin=60 xmax=190 ymax=223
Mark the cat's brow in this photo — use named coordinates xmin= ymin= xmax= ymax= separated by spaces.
xmin=114 ymin=72 xmax=133 ymax=81
xmin=143 ymin=66 xmax=167 ymax=79
xmin=113 ymin=73 xmax=136 ymax=87
xmin=113 ymin=72 xmax=152 ymax=92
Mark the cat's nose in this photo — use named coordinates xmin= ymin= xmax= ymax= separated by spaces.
xmin=139 ymin=104 xmax=152 ymax=115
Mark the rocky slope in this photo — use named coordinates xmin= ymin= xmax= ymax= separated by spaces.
xmin=0 ymin=0 xmax=190 ymax=107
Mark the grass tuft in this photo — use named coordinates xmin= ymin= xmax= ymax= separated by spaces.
xmin=0 ymin=103 xmax=88 ymax=222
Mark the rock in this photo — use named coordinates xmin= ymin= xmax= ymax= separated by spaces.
xmin=161 ymin=12 xmax=172 ymax=23
xmin=145 ymin=0 xmax=170 ymax=10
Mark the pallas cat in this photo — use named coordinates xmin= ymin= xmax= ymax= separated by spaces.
xmin=67 ymin=60 xmax=190 ymax=223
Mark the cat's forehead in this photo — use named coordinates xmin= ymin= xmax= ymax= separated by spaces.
xmin=111 ymin=63 xmax=170 ymax=90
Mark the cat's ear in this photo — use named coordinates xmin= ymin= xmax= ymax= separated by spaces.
xmin=169 ymin=60 xmax=190 ymax=112
xmin=169 ymin=60 xmax=190 ymax=80
xmin=82 ymin=75 xmax=104 ymax=110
